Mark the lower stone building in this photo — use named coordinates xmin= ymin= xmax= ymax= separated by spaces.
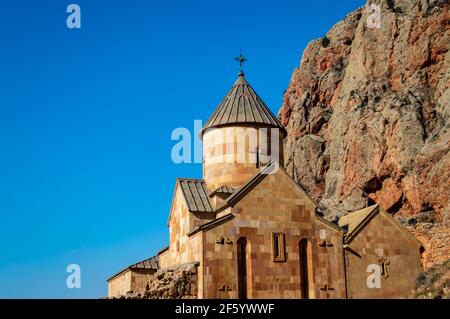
xmin=107 ymin=256 xmax=159 ymax=298
xmin=107 ymin=72 xmax=424 ymax=299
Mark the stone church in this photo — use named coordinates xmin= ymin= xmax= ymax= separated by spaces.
xmin=107 ymin=71 xmax=424 ymax=299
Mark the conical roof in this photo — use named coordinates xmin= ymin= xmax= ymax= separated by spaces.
xmin=202 ymin=72 xmax=286 ymax=137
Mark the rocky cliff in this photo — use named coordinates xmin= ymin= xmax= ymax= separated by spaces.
xmin=279 ymin=0 xmax=449 ymax=268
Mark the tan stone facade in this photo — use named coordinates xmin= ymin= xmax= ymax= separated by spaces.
xmin=144 ymin=163 xmax=422 ymax=299
xmin=107 ymin=73 xmax=423 ymax=299
xmin=108 ymin=269 xmax=156 ymax=298
xmin=203 ymin=126 xmax=284 ymax=190
xmin=342 ymin=208 xmax=423 ymax=298
xmin=197 ymin=168 xmax=346 ymax=298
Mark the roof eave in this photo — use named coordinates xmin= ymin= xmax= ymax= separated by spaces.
xmin=200 ymin=123 xmax=287 ymax=140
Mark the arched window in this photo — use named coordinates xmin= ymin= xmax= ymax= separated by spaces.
xmin=237 ymin=237 xmax=248 ymax=299
xmin=299 ymin=239 xmax=309 ymax=299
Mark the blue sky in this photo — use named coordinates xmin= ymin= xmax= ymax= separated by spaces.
xmin=0 ymin=0 xmax=366 ymax=298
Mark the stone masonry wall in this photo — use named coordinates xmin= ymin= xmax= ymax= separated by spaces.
xmin=203 ymin=126 xmax=284 ymax=190
xmin=110 ymin=263 xmax=199 ymax=299
xmin=345 ymin=211 xmax=422 ymax=298
xmin=201 ymin=167 xmax=346 ymax=299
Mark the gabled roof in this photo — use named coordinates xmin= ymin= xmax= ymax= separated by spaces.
xmin=107 ymin=256 xmax=159 ymax=282
xmin=214 ymin=161 xmax=276 ymax=213
xmin=209 ymin=185 xmax=235 ymax=198
xmin=214 ymin=161 xmax=316 ymax=214
xmin=315 ymin=214 xmax=344 ymax=233
xmin=177 ymin=178 xmax=213 ymax=213
xmin=338 ymin=204 xmax=423 ymax=246
xmin=188 ymin=213 xmax=235 ymax=237
xmin=129 ymin=256 xmax=160 ymax=270
xmin=187 ymin=161 xmax=341 ymax=236
xmin=202 ymin=73 xmax=286 ymax=137
xmin=338 ymin=205 xmax=378 ymax=237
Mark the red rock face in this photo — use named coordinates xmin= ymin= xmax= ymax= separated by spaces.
xmin=279 ymin=0 xmax=449 ymax=266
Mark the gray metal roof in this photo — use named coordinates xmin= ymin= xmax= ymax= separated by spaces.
xmin=107 ymin=255 xmax=159 ymax=281
xmin=202 ymin=73 xmax=286 ymax=135
xmin=178 ymin=178 xmax=214 ymax=213
xmin=129 ymin=255 xmax=160 ymax=270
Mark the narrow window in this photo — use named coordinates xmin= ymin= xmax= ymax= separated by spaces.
xmin=272 ymin=232 xmax=286 ymax=262
xmin=237 ymin=237 xmax=248 ymax=299
xmin=267 ymin=128 xmax=272 ymax=158
xmin=299 ymin=239 xmax=309 ymax=299
xmin=256 ymin=147 xmax=260 ymax=168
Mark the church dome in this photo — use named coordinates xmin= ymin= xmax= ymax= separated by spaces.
xmin=201 ymin=72 xmax=286 ymax=138
xmin=201 ymin=72 xmax=285 ymax=190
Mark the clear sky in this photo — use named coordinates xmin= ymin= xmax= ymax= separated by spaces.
xmin=0 ymin=0 xmax=366 ymax=298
